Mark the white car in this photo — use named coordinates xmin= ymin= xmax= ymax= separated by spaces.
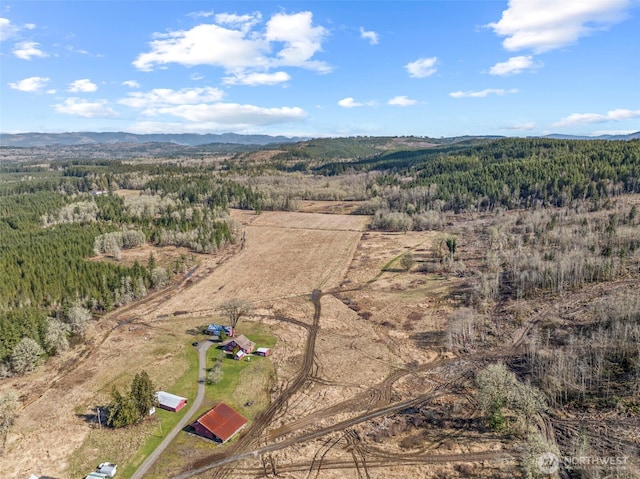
xmin=96 ymin=462 xmax=118 ymax=478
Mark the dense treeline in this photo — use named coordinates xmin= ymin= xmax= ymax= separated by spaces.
xmin=0 ymin=309 xmax=47 ymax=363
xmin=409 ymin=139 xmax=640 ymax=208
xmin=0 ymin=191 xmax=139 ymax=309
xmin=315 ymin=139 xmax=640 ymax=216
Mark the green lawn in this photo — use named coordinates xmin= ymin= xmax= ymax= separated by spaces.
xmin=68 ymin=320 xmax=277 ymax=479
xmin=144 ymin=321 xmax=277 ymax=477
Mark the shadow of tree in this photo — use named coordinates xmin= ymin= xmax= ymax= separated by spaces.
xmin=410 ymin=330 xmax=446 ymax=350
xmin=75 ymin=405 xmax=109 ymax=426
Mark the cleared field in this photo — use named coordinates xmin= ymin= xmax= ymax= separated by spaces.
xmin=148 ymin=212 xmax=368 ymax=318
xmin=245 ymin=210 xmax=369 ymax=231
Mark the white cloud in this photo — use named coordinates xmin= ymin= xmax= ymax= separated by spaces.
xmin=66 ymin=45 xmax=90 ymax=55
xmin=133 ymin=11 xmax=330 ymax=77
xmin=450 ymin=88 xmax=518 ymax=98
xmin=8 ymin=76 xmax=50 ymax=92
xmin=118 ymin=86 xmax=305 ymax=129
xmin=502 ymin=122 xmax=536 ymax=130
xmin=122 ymin=80 xmax=141 ymax=88
xmin=265 ymin=11 xmax=330 ymax=71
xmin=0 ymin=17 xmax=20 ymax=41
xmin=13 ymin=41 xmax=48 ymax=60
xmin=119 ymin=86 xmax=224 ymax=110
xmin=337 ymin=97 xmax=375 ymax=108
xmin=489 ymin=55 xmax=540 ymax=75
xmin=338 ymin=98 xmax=359 ymax=108
xmin=405 ymin=57 xmax=438 ymax=78
xmin=554 ymin=108 xmax=640 ymax=127
xmin=592 ymin=129 xmax=637 ymax=136
xmin=388 ymin=95 xmax=416 ymax=106
xmin=133 ymin=24 xmax=267 ymax=72
xmin=54 ymin=98 xmax=119 ymax=118
xmin=215 ymin=12 xmax=262 ymax=33
xmin=68 ymin=79 xmax=98 ymax=92
xmin=188 ymin=10 xmax=214 ymax=19
xmin=190 ymin=73 xmax=204 ymax=81
xmin=148 ymin=103 xmax=307 ymax=125
xmin=128 ymin=120 xmax=306 ymax=134
xmin=223 ymin=71 xmax=290 ymax=86
xmin=487 ymin=0 xmax=631 ymax=54
xmin=360 ymin=27 xmax=379 ymax=45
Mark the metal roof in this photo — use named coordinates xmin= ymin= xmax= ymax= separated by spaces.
xmin=156 ymin=391 xmax=187 ymax=410
xmin=196 ymin=402 xmax=247 ymax=442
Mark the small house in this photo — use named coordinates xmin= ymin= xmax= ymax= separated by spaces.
xmin=156 ymin=391 xmax=188 ymax=412
xmin=255 ymin=347 xmax=271 ymax=357
xmin=206 ymin=324 xmax=234 ymax=337
xmin=192 ymin=402 xmax=247 ymax=443
xmin=233 ymin=349 xmax=246 ymax=361
xmin=222 ymin=334 xmax=255 ymax=354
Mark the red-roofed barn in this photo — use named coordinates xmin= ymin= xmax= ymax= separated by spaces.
xmin=192 ymin=402 xmax=247 ymax=443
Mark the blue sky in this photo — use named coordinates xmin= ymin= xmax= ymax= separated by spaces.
xmin=1 ymin=1 xmax=639 ymax=138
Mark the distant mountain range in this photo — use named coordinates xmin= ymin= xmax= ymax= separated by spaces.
xmin=0 ymin=131 xmax=306 ymax=148
xmin=542 ymin=132 xmax=640 ymax=141
xmin=0 ymin=131 xmax=638 ymax=148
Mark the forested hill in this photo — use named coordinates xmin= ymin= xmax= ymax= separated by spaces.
xmin=299 ymin=138 xmax=639 ymax=209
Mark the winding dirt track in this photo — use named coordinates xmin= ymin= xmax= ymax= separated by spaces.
xmin=173 ymin=289 xmax=324 ymax=479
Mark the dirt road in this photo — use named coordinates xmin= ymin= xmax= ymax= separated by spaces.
xmin=131 ymin=340 xmax=213 ymax=479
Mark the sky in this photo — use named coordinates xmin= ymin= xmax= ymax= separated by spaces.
xmin=1 ymin=0 xmax=639 ymax=138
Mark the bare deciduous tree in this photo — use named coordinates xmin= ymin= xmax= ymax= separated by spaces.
xmin=44 ymin=318 xmax=70 ymax=355
xmin=0 ymin=389 xmax=18 ymax=455
xmin=446 ymin=307 xmax=481 ymax=352
xmin=218 ymin=299 xmax=253 ymax=329
xmin=150 ymin=266 xmax=169 ymax=289
xmin=64 ymin=299 xmax=92 ymax=336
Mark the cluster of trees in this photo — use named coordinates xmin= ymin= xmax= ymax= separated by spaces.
xmin=40 ymin=200 xmax=99 ymax=226
xmin=1 ymin=162 xmax=258 ymax=373
xmin=93 ymin=228 xmax=146 ymax=259
xmin=107 ymin=371 xmax=157 ymax=428
xmin=0 ymin=300 xmax=93 ymax=375
xmin=524 ymin=289 xmax=640 ymax=408
xmin=468 ymin=204 xmax=640 ymax=301
xmin=475 ymin=363 xmax=547 ymax=434
xmin=298 ymin=138 xmax=640 ymax=230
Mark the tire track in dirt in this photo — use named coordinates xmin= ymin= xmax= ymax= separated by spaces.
xmin=237 ymin=450 xmax=514 ymax=476
xmin=178 ymin=289 xmax=324 ymax=479
xmin=171 ymin=383 xmax=471 ymax=478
